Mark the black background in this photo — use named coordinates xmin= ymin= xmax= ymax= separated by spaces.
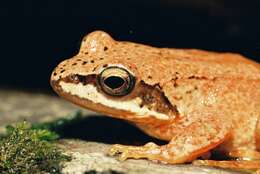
xmin=1 ymin=0 xmax=260 ymax=91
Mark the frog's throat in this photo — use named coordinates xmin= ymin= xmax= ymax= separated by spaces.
xmin=52 ymin=78 xmax=178 ymax=122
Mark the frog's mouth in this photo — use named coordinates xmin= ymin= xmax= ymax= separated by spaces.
xmin=51 ymin=74 xmax=178 ymax=123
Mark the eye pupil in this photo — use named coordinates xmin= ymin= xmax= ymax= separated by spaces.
xmin=98 ymin=66 xmax=135 ymax=96
xmin=104 ymin=76 xmax=125 ymax=89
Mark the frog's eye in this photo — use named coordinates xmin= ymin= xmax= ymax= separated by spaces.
xmin=98 ymin=66 xmax=135 ymax=96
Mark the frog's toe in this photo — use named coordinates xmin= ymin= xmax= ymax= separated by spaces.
xmin=108 ymin=144 xmax=131 ymax=160
xmin=118 ymin=151 xmax=130 ymax=161
xmin=108 ymin=144 xmax=121 ymax=156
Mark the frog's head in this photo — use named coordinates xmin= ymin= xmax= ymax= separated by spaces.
xmin=51 ymin=31 xmax=178 ymax=123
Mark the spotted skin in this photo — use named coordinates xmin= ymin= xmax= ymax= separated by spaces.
xmin=51 ymin=31 xmax=260 ymax=171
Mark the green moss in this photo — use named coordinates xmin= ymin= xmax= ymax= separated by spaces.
xmin=0 ymin=121 xmax=71 ymax=174
xmin=32 ymin=110 xmax=83 ymax=138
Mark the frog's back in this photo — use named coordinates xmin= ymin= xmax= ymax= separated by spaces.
xmin=113 ymin=41 xmax=260 ymax=86
xmin=161 ymin=47 xmax=260 ymax=76
xmin=161 ymin=48 xmax=260 ymax=80
xmin=158 ymin=48 xmax=260 ymax=152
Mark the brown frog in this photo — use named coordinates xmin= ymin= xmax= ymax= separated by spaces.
xmin=50 ymin=31 xmax=260 ymax=171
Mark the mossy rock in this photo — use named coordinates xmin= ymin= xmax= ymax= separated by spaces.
xmin=0 ymin=89 xmax=247 ymax=174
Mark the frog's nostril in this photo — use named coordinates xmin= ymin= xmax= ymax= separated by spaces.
xmin=103 ymin=46 xmax=108 ymax=51
xmin=69 ymin=74 xmax=84 ymax=84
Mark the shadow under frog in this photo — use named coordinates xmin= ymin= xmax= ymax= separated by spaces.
xmin=59 ymin=114 xmax=166 ymax=146
xmin=59 ymin=114 xmax=229 ymax=160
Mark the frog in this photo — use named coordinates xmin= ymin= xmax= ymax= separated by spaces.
xmin=50 ymin=31 xmax=260 ymax=171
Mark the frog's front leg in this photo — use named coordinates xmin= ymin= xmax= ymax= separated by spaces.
xmin=109 ymin=114 xmax=231 ymax=164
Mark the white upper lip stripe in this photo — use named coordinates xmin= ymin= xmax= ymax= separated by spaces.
xmin=59 ymin=81 xmax=170 ymax=120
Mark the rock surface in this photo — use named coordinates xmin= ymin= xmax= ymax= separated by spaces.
xmin=0 ymin=89 xmax=93 ymax=133
xmin=59 ymin=140 xmax=244 ymax=174
xmin=0 ymin=89 xmax=247 ymax=174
